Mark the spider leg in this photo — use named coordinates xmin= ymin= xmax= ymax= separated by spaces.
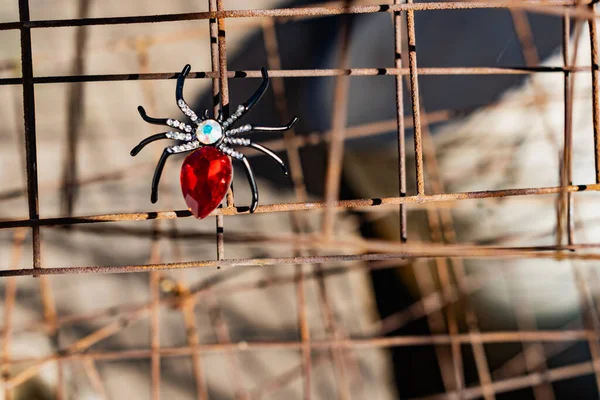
xmin=150 ymin=142 xmax=200 ymax=203
xmin=151 ymin=149 xmax=172 ymax=204
xmin=240 ymin=155 xmax=259 ymax=213
xmin=223 ymin=138 xmax=288 ymax=176
xmin=249 ymin=117 xmax=298 ymax=132
xmin=176 ymin=64 xmax=199 ymax=122
xmin=247 ymin=143 xmax=288 ymax=175
xmin=138 ymin=106 xmax=194 ymax=132
xmin=131 ymin=133 xmax=169 ymax=156
xmin=218 ymin=145 xmax=258 ymax=213
xmin=225 ymin=117 xmax=298 ymax=136
xmin=130 ymin=132 xmax=194 ymax=156
xmin=222 ymin=67 xmax=269 ymax=129
xmin=242 ymin=67 xmax=269 ymax=113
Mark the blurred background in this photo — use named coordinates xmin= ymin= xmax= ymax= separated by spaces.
xmin=1 ymin=0 xmax=600 ymax=399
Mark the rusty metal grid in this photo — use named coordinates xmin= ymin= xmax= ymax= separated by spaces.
xmin=1 ymin=0 xmax=600 ymax=399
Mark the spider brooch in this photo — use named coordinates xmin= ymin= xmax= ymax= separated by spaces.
xmin=131 ymin=64 xmax=298 ymax=219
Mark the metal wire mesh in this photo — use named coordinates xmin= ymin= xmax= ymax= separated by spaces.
xmin=2 ymin=0 xmax=600 ymax=399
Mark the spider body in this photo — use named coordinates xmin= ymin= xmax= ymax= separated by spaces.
xmin=131 ymin=64 xmax=297 ymax=219
xmin=195 ymin=119 xmax=223 ymax=145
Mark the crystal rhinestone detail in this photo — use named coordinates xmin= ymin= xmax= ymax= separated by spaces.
xmin=166 ymin=132 xmax=195 ymax=141
xmin=224 ymin=137 xmax=250 ymax=146
xmin=226 ymin=124 xmax=252 ymax=136
xmin=180 ymin=147 xmax=232 ymax=219
xmin=196 ymin=119 xmax=223 ymax=145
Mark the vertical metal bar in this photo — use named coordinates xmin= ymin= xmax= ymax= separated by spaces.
xmin=34 ymin=232 xmax=60 ymax=397
xmin=82 ymin=358 xmax=108 ymax=400
xmin=429 ymin=233 xmax=465 ymax=394
xmin=56 ymin=357 xmax=66 ymax=400
xmin=150 ymin=266 xmax=161 ymax=400
xmin=210 ymin=0 xmax=230 ymax=261
xmin=182 ymin=301 xmax=209 ymax=400
xmin=567 ymin=22 xmax=590 ymax=228
xmin=216 ymin=0 xmax=229 ymax=119
xmin=507 ymin=287 xmax=556 ymax=400
xmin=411 ymin=260 xmax=457 ymax=393
xmin=206 ymin=295 xmax=248 ymax=400
xmin=295 ymin=264 xmax=312 ymax=400
xmin=312 ymin=266 xmax=352 ymax=400
xmin=18 ymin=0 xmax=40 ymax=272
xmin=406 ymin=0 xmax=425 ymax=196
xmin=439 ymin=221 xmax=495 ymax=399
xmin=216 ymin=215 xmax=225 ymax=260
xmin=209 ymin=0 xmax=222 ymax=261
xmin=2 ymin=229 xmax=27 ymax=400
xmin=38 ymin=273 xmax=60 ymax=397
xmin=509 ymin=10 xmax=540 ymax=66
xmin=394 ymin=0 xmax=407 ymax=243
xmin=208 ymin=0 xmax=220 ymax=114
xmin=561 ymin=16 xmax=579 ymax=250
xmin=558 ymin=16 xmax=572 ymax=248
xmin=589 ymin=3 xmax=600 ymax=183
xmin=167 ymin=257 xmax=210 ymax=398
xmin=450 ymin=263 xmax=496 ymax=399
xmin=322 ymin=4 xmax=353 ymax=240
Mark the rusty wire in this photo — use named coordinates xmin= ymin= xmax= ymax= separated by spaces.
xmin=2 ymin=0 xmax=600 ymax=399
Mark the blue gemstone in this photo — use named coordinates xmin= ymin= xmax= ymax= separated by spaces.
xmin=203 ymin=125 xmax=213 ymax=134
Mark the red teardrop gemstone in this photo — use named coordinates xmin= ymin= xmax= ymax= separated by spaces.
xmin=180 ymin=147 xmax=232 ymax=219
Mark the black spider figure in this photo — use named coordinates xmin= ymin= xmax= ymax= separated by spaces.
xmin=130 ymin=64 xmax=298 ymax=218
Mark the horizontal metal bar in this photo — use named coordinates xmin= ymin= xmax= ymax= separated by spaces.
xmin=2 ymin=243 xmax=600 ymax=278
xmin=0 ymin=1 xmax=592 ymax=31
xmin=0 ymin=182 xmax=597 ymax=229
xmin=2 ymin=330 xmax=599 ymax=365
xmin=0 ymin=66 xmax=591 ymax=86
xmin=0 ymin=254 xmax=406 ymax=277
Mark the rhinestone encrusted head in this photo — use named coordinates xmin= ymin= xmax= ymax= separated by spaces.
xmin=196 ymin=119 xmax=223 ymax=145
